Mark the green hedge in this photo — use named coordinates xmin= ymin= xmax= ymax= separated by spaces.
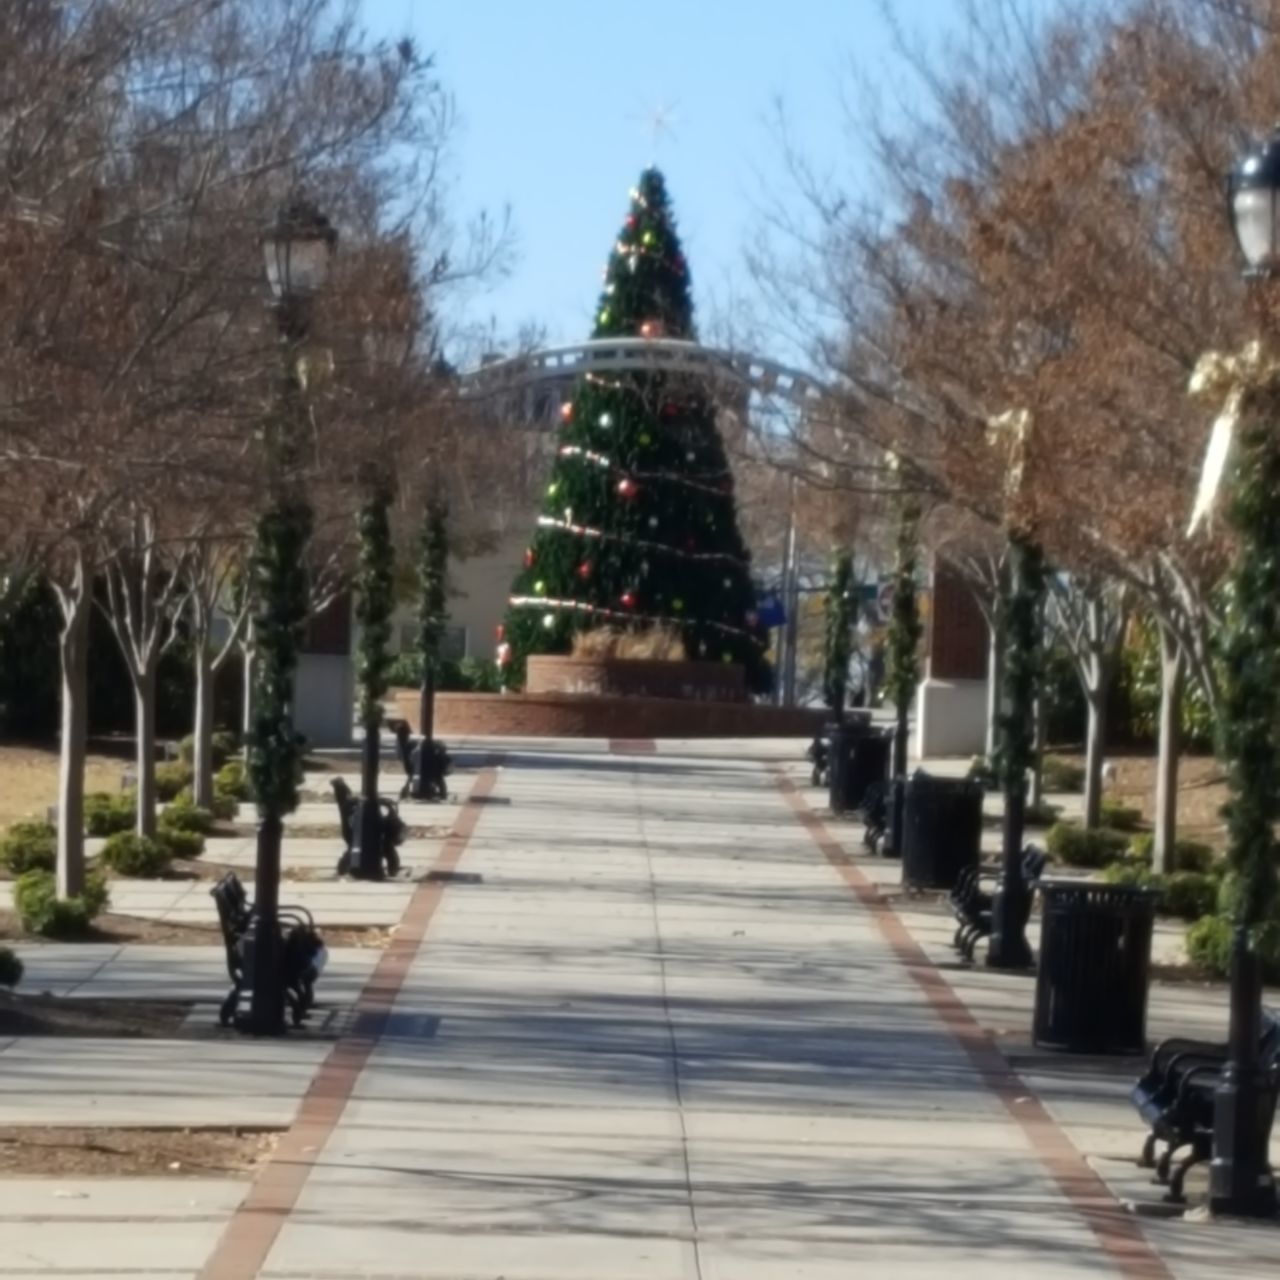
xmin=84 ymin=792 xmax=136 ymax=837
xmin=1129 ymin=833 xmax=1216 ymax=873
xmin=0 ymin=821 xmax=55 ymax=874
xmin=157 ymin=828 xmax=205 ymax=860
xmin=159 ymin=800 xmax=215 ymax=835
xmin=155 ymin=761 xmax=193 ymax=801
xmin=14 ymin=870 xmax=110 ymax=938
xmin=1186 ymin=916 xmax=1280 ymax=984
xmin=1042 ymin=757 xmax=1085 ymax=793
xmin=100 ymin=832 xmax=171 ymax=878
xmin=1100 ymin=802 xmax=1144 ymax=833
xmin=1046 ymin=822 xmax=1129 ymax=868
xmin=215 ymin=760 xmax=253 ymax=801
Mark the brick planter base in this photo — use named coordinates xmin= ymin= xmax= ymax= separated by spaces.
xmin=525 ymin=655 xmax=746 ymax=702
xmin=388 ymin=689 xmax=823 ymax=739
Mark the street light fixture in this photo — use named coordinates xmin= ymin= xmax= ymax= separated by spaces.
xmin=1207 ymin=132 xmax=1280 ymax=1218
xmin=247 ymin=195 xmax=336 ymax=1035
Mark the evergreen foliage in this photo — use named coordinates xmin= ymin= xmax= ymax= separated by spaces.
xmin=823 ymin=551 xmax=856 ymax=716
xmin=417 ymin=501 xmax=449 ymax=688
xmin=885 ymin=503 xmax=922 ymax=716
xmin=355 ymin=483 xmax=396 ymax=730
xmin=504 ymin=169 xmax=769 ymax=692
xmin=998 ymin=534 xmax=1046 ymax=796
xmin=1218 ymin=409 xmax=1280 ymax=928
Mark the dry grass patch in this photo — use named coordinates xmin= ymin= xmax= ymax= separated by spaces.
xmin=0 ymin=746 xmax=124 ymax=828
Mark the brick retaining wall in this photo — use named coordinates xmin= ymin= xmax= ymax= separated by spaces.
xmin=389 ymin=689 xmax=823 ymax=739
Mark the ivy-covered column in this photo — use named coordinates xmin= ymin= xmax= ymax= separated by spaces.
xmin=411 ymin=500 xmax=448 ymax=800
xmin=1208 ymin=371 xmax=1280 ymax=1216
xmin=353 ymin=478 xmax=395 ymax=873
xmin=823 ymin=550 xmax=856 ymax=723
xmin=246 ymin=376 xmax=314 ymax=1033
xmin=986 ymin=531 xmax=1046 ymax=969
xmin=884 ymin=500 xmax=922 ymax=853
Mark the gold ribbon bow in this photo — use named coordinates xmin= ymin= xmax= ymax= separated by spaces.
xmin=1187 ymin=340 xmax=1280 ymax=535
xmin=986 ymin=408 xmax=1031 ymax=506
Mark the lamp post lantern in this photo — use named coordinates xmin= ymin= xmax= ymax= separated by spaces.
xmin=1205 ymin=132 xmax=1280 ymax=1218
xmin=246 ymin=196 xmax=336 ymax=1035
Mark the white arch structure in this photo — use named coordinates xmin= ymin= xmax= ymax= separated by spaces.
xmin=458 ymin=337 xmax=830 ymax=408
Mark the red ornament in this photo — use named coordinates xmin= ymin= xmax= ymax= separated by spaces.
xmin=577 ymin=560 xmax=593 ymax=580
xmin=620 ymin=591 xmax=636 ymax=610
xmin=640 ymin=319 xmax=663 ymax=339
xmin=662 ymin=402 xmax=679 ymax=418
xmin=523 ymin=547 xmax=535 ymax=568
xmin=617 ymin=477 xmax=638 ymax=499
xmin=626 ymin=215 xmax=637 ymax=229
xmin=560 ymin=402 xmax=574 ymax=422
xmin=496 ymin=624 xmax=505 ymax=641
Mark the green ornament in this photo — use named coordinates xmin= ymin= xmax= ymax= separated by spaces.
xmin=547 ymin=482 xmax=558 ymax=497
xmin=722 ymin=652 xmax=733 ymax=663
xmin=673 ymin=599 xmax=684 ymax=612
xmin=599 ymin=307 xmax=611 ymax=324
xmin=639 ymin=432 xmax=651 ymax=445
xmin=643 ymin=230 xmax=656 ymax=247
xmin=534 ymin=580 xmax=546 ymax=595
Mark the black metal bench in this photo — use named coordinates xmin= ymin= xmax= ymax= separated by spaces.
xmin=1131 ymin=1010 xmax=1280 ymax=1201
xmin=949 ymin=846 xmax=1047 ymax=961
xmin=209 ymin=872 xmax=326 ymax=1028
xmin=331 ymin=777 xmax=405 ymax=877
xmin=390 ymin=719 xmax=451 ymax=802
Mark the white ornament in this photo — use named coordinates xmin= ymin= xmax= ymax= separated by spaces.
xmin=648 ymin=516 xmax=659 ymax=528
xmin=686 ymin=451 xmax=696 ymax=462
xmin=599 ymin=412 xmax=613 ymax=428
xmin=542 ymin=614 xmax=556 ymax=629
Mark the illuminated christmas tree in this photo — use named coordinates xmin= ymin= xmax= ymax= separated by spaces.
xmin=503 ymin=168 xmax=770 ymax=692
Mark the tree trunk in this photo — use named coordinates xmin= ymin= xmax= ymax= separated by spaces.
xmin=986 ymin=616 xmax=1003 ymax=760
xmin=1082 ymin=687 xmax=1107 ymax=829
xmin=193 ymin=644 xmax=215 ymax=808
xmin=56 ymin=585 xmax=90 ymax=899
xmin=1154 ymin=623 xmax=1185 ymax=875
xmin=241 ymin=640 xmax=254 ymax=759
xmin=133 ymin=663 xmax=158 ymax=839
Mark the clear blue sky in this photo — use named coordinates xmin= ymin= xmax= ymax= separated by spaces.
xmin=363 ymin=1 xmax=965 ymax=353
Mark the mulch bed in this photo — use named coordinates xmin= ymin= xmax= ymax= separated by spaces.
xmin=0 ymin=1125 xmax=279 ymax=1177
xmin=0 ymin=993 xmax=191 ymax=1038
xmin=0 ymin=910 xmax=394 ymax=949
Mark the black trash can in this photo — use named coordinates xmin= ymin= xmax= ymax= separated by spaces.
xmin=898 ymin=772 xmax=984 ymax=889
xmin=1033 ymin=880 xmax=1158 ymax=1054
xmin=827 ymin=713 xmax=873 ymax=815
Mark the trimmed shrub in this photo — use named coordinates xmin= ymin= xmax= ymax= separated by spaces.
xmin=0 ymin=821 xmax=56 ymax=874
xmin=100 ymin=832 xmax=171 ymax=878
xmin=215 ymin=759 xmax=253 ymax=801
xmin=156 ymin=827 xmax=204 ymax=860
xmin=1185 ymin=916 xmax=1280 ymax=983
xmin=159 ymin=800 xmax=215 ymax=835
xmin=1024 ymin=800 xmax=1062 ymax=827
xmin=1100 ymin=801 xmax=1144 ymax=833
xmin=84 ymin=791 xmax=136 ymax=837
xmin=177 ymin=732 xmax=235 ymax=768
xmin=1042 ymin=757 xmax=1085 ymax=793
xmin=1102 ymin=862 xmax=1159 ymax=890
xmin=0 ymin=946 xmax=22 ymax=988
xmin=14 ymin=869 xmax=110 ymax=938
xmin=155 ymin=761 xmax=194 ymax=801
xmin=1162 ymin=872 xmax=1220 ymax=922
xmin=1129 ymin=833 xmax=1216 ymax=873
xmin=1046 ymin=822 xmax=1129 ymax=868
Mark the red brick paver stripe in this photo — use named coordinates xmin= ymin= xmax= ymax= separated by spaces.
xmin=197 ymin=761 xmax=501 ymax=1280
xmin=774 ymin=769 xmax=1175 ymax=1280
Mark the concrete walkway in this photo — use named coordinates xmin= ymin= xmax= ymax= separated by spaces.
xmin=7 ymin=741 xmax=1277 ymax=1278
xmin=197 ymin=741 xmax=1202 ymax=1280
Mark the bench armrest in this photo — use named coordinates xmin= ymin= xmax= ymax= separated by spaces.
xmin=1176 ymin=1064 xmax=1222 ymax=1105
xmin=1153 ymin=1037 xmax=1226 ymax=1072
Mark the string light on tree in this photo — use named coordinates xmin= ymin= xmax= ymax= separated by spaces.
xmin=501 ymin=167 xmax=772 ymax=694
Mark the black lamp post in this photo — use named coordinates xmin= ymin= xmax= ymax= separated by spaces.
xmin=1204 ymin=131 xmax=1280 ymax=1218
xmin=247 ymin=197 xmax=336 ymax=1035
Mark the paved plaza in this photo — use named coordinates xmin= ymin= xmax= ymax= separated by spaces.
xmin=1 ymin=739 xmax=1276 ymax=1278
